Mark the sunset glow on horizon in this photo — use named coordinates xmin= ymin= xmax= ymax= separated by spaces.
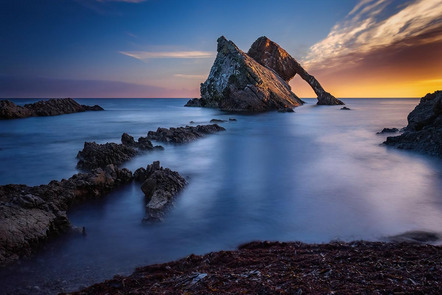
xmin=1 ymin=0 xmax=440 ymax=98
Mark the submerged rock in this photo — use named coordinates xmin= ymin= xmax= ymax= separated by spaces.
xmin=0 ymin=98 xmax=103 ymax=119
xmin=147 ymin=124 xmax=225 ymax=144
xmin=191 ymin=36 xmax=303 ymax=112
xmin=0 ymin=164 xmax=133 ymax=266
xmin=384 ymin=90 xmax=442 ymax=157
xmin=134 ymin=161 xmax=187 ymax=221
xmin=248 ymin=36 xmax=344 ymax=106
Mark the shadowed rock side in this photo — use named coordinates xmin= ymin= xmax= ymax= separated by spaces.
xmin=77 ymin=133 xmax=164 ymax=170
xmin=0 ymin=98 xmax=103 ymax=119
xmin=0 ymin=164 xmax=132 ymax=266
xmin=384 ymin=90 xmax=442 ymax=157
xmin=77 ymin=142 xmax=138 ymax=170
xmin=248 ymin=36 xmax=344 ymax=106
xmin=147 ymin=124 xmax=226 ymax=143
xmin=70 ymin=241 xmax=441 ymax=294
xmin=186 ymin=36 xmax=303 ymax=112
xmin=134 ymin=161 xmax=187 ymax=221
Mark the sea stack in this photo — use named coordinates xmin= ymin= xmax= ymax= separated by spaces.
xmin=186 ymin=36 xmax=303 ymax=112
xmin=384 ymin=90 xmax=442 ymax=157
xmin=248 ymin=36 xmax=344 ymax=105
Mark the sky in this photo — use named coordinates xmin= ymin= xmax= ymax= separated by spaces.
xmin=0 ymin=0 xmax=441 ymax=98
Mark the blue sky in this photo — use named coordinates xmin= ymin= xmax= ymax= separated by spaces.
xmin=1 ymin=0 xmax=441 ymax=98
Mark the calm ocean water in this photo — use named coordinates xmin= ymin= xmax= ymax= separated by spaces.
xmin=1 ymin=98 xmax=441 ymax=294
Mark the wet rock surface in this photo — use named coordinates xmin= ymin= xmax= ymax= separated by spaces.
xmin=384 ymin=90 xmax=442 ymax=157
xmin=134 ymin=161 xmax=187 ymax=221
xmin=147 ymin=124 xmax=225 ymax=143
xmin=0 ymin=165 xmax=132 ymax=266
xmin=71 ymin=240 xmax=441 ymax=295
xmin=0 ymin=98 xmax=103 ymax=119
xmin=247 ymin=36 xmax=344 ymax=106
xmin=190 ymin=36 xmax=303 ymax=112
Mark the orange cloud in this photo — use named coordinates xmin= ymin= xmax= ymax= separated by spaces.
xmin=295 ymin=0 xmax=442 ymax=98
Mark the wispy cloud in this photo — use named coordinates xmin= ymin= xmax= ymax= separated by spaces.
xmin=305 ymin=0 xmax=442 ymax=69
xmin=120 ymin=51 xmax=215 ymax=60
xmin=173 ymin=74 xmax=206 ymax=79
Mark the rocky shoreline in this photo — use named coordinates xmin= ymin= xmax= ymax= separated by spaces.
xmin=70 ymin=240 xmax=441 ymax=294
xmin=0 ymin=123 xmax=226 ymax=267
xmin=0 ymin=98 xmax=103 ymax=119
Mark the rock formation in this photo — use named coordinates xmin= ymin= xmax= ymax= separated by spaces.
xmin=134 ymin=161 xmax=187 ymax=221
xmin=0 ymin=164 xmax=132 ymax=266
xmin=77 ymin=134 xmax=164 ymax=170
xmin=147 ymin=124 xmax=226 ymax=143
xmin=0 ymin=98 xmax=103 ymax=119
xmin=186 ymin=36 xmax=303 ymax=112
xmin=384 ymin=90 xmax=442 ymax=157
xmin=248 ymin=36 xmax=344 ymax=105
xmin=77 ymin=142 xmax=138 ymax=170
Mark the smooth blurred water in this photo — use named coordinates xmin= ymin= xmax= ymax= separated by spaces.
xmin=0 ymin=98 xmax=441 ymax=294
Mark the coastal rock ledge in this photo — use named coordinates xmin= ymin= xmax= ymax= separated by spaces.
xmin=0 ymin=164 xmax=132 ymax=266
xmin=384 ymin=90 xmax=442 ymax=157
xmin=0 ymin=98 xmax=103 ymax=119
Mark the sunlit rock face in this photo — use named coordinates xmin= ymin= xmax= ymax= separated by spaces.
xmin=248 ymin=36 xmax=344 ymax=106
xmin=197 ymin=36 xmax=303 ymax=112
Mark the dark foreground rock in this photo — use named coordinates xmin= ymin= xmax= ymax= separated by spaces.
xmin=147 ymin=124 xmax=225 ymax=143
xmin=384 ymin=90 xmax=442 ymax=157
xmin=248 ymin=36 xmax=344 ymax=106
xmin=188 ymin=36 xmax=303 ymax=112
xmin=71 ymin=240 xmax=441 ymax=294
xmin=134 ymin=161 xmax=187 ymax=221
xmin=0 ymin=164 xmax=132 ymax=266
xmin=0 ymin=98 xmax=103 ymax=119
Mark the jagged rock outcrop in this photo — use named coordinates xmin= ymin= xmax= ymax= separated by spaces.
xmin=77 ymin=142 xmax=138 ymax=170
xmin=121 ymin=133 xmax=164 ymax=151
xmin=186 ymin=36 xmax=303 ymax=112
xmin=384 ymin=90 xmax=442 ymax=157
xmin=0 ymin=98 xmax=103 ymax=119
xmin=77 ymin=134 xmax=164 ymax=170
xmin=134 ymin=161 xmax=187 ymax=221
xmin=248 ymin=36 xmax=344 ymax=105
xmin=147 ymin=124 xmax=226 ymax=143
xmin=0 ymin=164 xmax=133 ymax=266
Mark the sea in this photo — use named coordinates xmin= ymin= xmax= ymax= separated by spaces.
xmin=0 ymin=98 xmax=441 ymax=294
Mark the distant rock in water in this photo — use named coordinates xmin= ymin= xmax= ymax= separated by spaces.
xmin=186 ymin=36 xmax=303 ymax=112
xmin=384 ymin=90 xmax=442 ymax=157
xmin=341 ymin=107 xmax=351 ymax=110
xmin=134 ymin=161 xmax=187 ymax=221
xmin=248 ymin=36 xmax=344 ymax=106
xmin=0 ymin=98 xmax=103 ymax=119
xmin=0 ymin=164 xmax=132 ymax=266
xmin=147 ymin=124 xmax=225 ymax=143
